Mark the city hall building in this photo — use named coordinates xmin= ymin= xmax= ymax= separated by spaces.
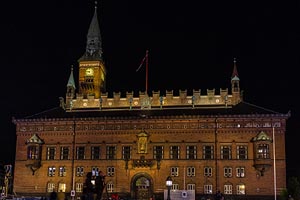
xmin=12 ymin=4 xmax=290 ymax=200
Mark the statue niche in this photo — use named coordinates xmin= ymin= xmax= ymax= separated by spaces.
xmin=137 ymin=130 xmax=149 ymax=154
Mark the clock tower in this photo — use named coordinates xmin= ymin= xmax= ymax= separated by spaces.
xmin=78 ymin=2 xmax=106 ymax=99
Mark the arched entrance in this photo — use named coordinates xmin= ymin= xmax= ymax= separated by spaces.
xmin=131 ymin=173 xmax=153 ymax=200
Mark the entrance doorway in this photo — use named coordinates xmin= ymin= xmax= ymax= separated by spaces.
xmin=131 ymin=173 xmax=153 ymax=200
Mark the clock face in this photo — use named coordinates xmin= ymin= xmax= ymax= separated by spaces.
xmin=85 ymin=68 xmax=94 ymax=76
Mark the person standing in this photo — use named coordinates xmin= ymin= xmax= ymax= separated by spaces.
xmin=83 ymin=172 xmax=95 ymax=200
xmin=95 ymin=171 xmax=106 ymax=200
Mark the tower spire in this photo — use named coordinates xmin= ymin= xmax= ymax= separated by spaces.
xmin=231 ymin=57 xmax=239 ymax=80
xmin=231 ymin=58 xmax=241 ymax=104
xmin=77 ymin=2 xmax=106 ymax=99
xmin=79 ymin=0 xmax=103 ymax=61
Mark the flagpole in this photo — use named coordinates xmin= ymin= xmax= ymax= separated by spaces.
xmin=145 ymin=50 xmax=149 ymax=94
xmin=273 ymin=126 xmax=277 ymax=200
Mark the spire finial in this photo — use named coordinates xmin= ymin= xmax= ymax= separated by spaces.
xmin=71 ymin=65 xmax=73 ymax=71
xmin=231 ymin=57 xmax=239 ymax=79
xmin=95 ymin=1 xmax=98 ymax=9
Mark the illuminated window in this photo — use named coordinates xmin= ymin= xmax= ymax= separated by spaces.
xmin=91 ymin=166 xmax=99 ymax=177
xmin=48 ymin=166 xmax=56 ymax=177
xmin=107 ymin=182 xmax=114 ymax=193
xmin=257 ymin=144 xmax=270 ymax=159
xmin=236 ymin=167 xmax=245 ymax=178
xmin=27 ymin=145 xmax=40 ymax=160
xmin=47 ymin=182 xmax=56 ymax=192
xmin=204 ymin=184 xmax=212 ymax=194
xmin=59 ymin=166 xmax=66 ymax=177
xmin=58 ymin=183 xmax=66 ymax=192
xmin=236 ymin=184 xmax=246 ymax=195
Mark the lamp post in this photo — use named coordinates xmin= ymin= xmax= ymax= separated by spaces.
xmin=166 ymin=176 xmax=172 ymax=200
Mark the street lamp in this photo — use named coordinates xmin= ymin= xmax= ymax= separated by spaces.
xmin=166 ymin=176 xmax=172 ymax=200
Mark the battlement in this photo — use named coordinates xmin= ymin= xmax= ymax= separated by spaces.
xmin=63 ymin=88 xmax=242 ymax=111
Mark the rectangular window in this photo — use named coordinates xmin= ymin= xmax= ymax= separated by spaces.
xmin=59 ymin=166 xmax=66 ymax=177
xmin=224 ymin=167 xmax=232 ymax=177
xmin=171 ymin=167 xmax=179 ymax=177
xmin=107 ymin=182 xmax=114 ymax=193
xmin=47 ymin=183 xmax=56 ymax=193
xmin=27 ymin=146 xmax=40 ymax=160
xmin=187 ymin=184 xmax=195 ymax=190
xmin=60 ymin=146 xmax=70 ymax=160
xmin=48 ymin=166 xmax=56 ymax=177
xmin=76 ymin=146 xmax=85 ymax=160
xmin=204 ymin=184 xmax=213 ymax=194
xmin=47 ymin=147 xmax=56 ymax=160
xmin=91 ymin=166 xmax=99 ymax=177
xmin=153 ymin=146 xmax=164 ymax=160
xmin=91 ymin=146 xmax=100 ymax=160
xmin=58 ymin=183 xmax=66 ymax=192
xmin=236 ymin=167 xmax=245 ymax=178
xmin=107 ymin=167 xmax=115 ymax=177
xmin=257 ymin=144 xmax=270 ymax=159
xmin=170 ymin=146 xmax=180 ymax=159
xmin=204 ymin=167 xmax=212 ymax=177
xmin=221 ymin=145 xmax=232 ymax=159
xmin=76 ymin=166 xmax=84 ymax=177
xmin=236 ymin=184 xmax=246 ymax=195
xmin=122 ymin=146 xmax=131 ymax=160
xmin=237 ymin=145 xmax=247 ymax=159
xmin=76 ymin=183 xmax=83 ymax=193
xmin=186 ymin=146 xmax=197 ymax=159
xmin=106 ymin=146 xmax=116 ymax=159
xmin=203 ymin=145 xmax=214 ymax=159
xmin=172 ymin=184 xmax=179 ymax=190
xmin=187 ymin=167 xmax=195 ymax=177
xmin=224 ymin=184 xmax=232 ymax=194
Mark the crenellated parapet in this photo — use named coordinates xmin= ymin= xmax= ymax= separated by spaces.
xmin=63 ymin=88 xmax=242 ymax=111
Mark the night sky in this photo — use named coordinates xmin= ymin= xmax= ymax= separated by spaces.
xmin=1 ymin=1 xmax=299 ymax=178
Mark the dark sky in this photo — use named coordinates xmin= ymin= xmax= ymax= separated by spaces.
xmin=1 ymin=1 xmax=299 ymax=178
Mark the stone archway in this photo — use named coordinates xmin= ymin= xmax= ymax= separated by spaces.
xmin=131 ymin=173 xmax=153 ymax=200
